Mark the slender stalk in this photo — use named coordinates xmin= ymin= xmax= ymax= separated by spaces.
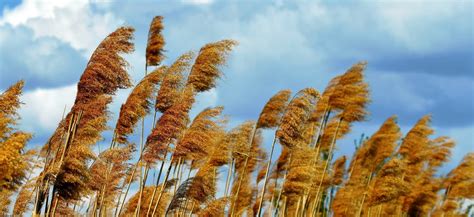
xmin=136 ymin=112 xmax=146 ymax=217
xmin=173 ymin=158 xmax=183 ymax=195
xmin=256 ymin=136 xmax=278 ymax=216
xmin=224 ymin=158 xmax=234 ymax=198
xmin=230 ymin=154 xmax=249 ymax=217
xmin=295 ymin=197 xmax=302 ymax=217
xmin=300 ymin=194 xmax=308 ymax=217
xmin=133 ymin=65 xmax=148 ymax=217
xmin=281 ymin=196 xmax=287 ymax=217
xmin=134 ymin=164 xmax=150 ymax=217
xmin=180 ymin=163 xmax=194 ymax=217
xmin=116 ymin=163 xmax=138 ymax=216
xmin=356 ymin=174 xmax=374 ymax=217
xmin=45 ymin=191 xmax=52 ymax=217
xmin=274 ymin=153 xmax=292 ymax=217
xmin=230 ymin=124 xmax=258 ymax=217
xmin=43 ymin=187 xmax=51 ymax=216
xmin=310 ymin=108 xmax=330 ymax=148
xmin=327 ymin=186 xmax=335 ymax=217
xmin=32 ymin=186 xmax=40 ymax=217
xmin=313 ymin=118 xmax=342 ymax=216
xmin=50 ymin=194 xmax=59 ymax=217
xmin=146 ymin=159 xmax=166 ymax=216
xmin=98 ymin=172 xmax=109 ymax=216
xmin=151 ymin=156 xmax=174 ymax=217
xmin=377 ymin=204 xmax=383 ymax=217
xmin=188 ymin=202 xmax=195 ymax=217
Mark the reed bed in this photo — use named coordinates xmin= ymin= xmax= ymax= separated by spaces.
xmin=0 ymin=15 xmax=472 ymax=217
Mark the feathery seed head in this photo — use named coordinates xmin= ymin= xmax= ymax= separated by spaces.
xmin=187 ymin=40 xmax=237 ymax=92
xmin=257 ymin=89 xmax=292 ymax=129
xmin=156 ymin=52 xmax=195 ymax=112
xmin=146 ymin=16 xmax=165 ymax=66
xmin=276 ymin=88 xmax=319 ymax=148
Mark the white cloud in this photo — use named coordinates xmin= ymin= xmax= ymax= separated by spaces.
xmin=0 ymin=0 xmax=123 ymax=57
xmin=0 ymin=25 xmax=85 ymax=88
xmin=184 ymin=0 xmax=214 ymax=5
xmin=0 ymin=0 xmax=78 ymax=26
xmin=19 ymin=84 xmax=77 ymax=133
xmin=375 ymin=1 xmax=472 ymax=53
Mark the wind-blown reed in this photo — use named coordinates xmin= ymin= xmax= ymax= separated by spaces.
xmin=146 ymin=16 xmax=165 ymax=67
xmin=1 ymin=15 xmax=471 ymax=217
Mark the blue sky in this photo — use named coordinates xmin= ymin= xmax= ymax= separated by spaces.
xmin=0 ymin=0 xmax=473 ymax=174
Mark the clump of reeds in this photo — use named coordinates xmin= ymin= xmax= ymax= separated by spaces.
xmin=1 ymin=15 xmax=471 ymax=217
xmin=0 ymin=81 xmax=33 ymax=213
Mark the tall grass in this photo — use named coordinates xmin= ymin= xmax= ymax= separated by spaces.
xmin=0 ymin=16 xmax=472 ymax=217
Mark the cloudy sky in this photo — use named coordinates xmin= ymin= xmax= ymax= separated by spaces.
xmin=0 ymin=0 xmax=473 ymax=174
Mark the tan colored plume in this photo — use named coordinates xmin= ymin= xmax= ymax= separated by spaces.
xmin=146 ymin=16 xmax=165 ymax=67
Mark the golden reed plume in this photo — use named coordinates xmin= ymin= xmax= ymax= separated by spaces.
xmin=155 ymin=52 xmax=195 ymax=113
xmin=146 ymin=16 xmax=165 ymax=67
xmin=173 ymin=106 xmax=225 ymax=163
xmin=276 ymin=88 xmax=319 ymax=148
xmin=115 ymin=67 xmax=165 ymax=144
xmin=187 ymin=40 xmax=238 ymax=92
xmin=257 ymin=89 xmax=292 ymax=129
xmin=144 ymin=86 xmax=195 ymax=163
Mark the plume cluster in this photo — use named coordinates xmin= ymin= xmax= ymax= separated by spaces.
xmin=1 ymin=15 xmax=471 ymax=217
xmin=0 ymin=81 xmax=32 ymax=212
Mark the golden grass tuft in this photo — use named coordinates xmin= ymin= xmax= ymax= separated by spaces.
xmin=187 ymin=40 xmax=237 ymax=92
xmin=173 ymin=106 xmax=225 ymax=162
xmin=155 ymin=52 xmax=195 ymax=112
xmin=146 ymin=16 xmax=166 ymax=67
xmin=144 ymin=86 xmax=196 ymax=163
xmin=276 ymin=88 xmax=319 ymax=148
xmin=115 ymin=67 xmax=165 ymax=144
xmin=257 ymin=89 xmax=292 ymax=129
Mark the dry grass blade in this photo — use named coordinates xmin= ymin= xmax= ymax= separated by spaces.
xmin=398 ymin=115 xmax=433 ymax=179
xmin=359 ymin=116 xmax=401 ymax=171
xmin=13 ymin=179 xmax=35 ymax=216
xmin=88 ymin=144 xmax=135 ymax=211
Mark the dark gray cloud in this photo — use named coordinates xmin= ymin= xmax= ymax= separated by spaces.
xmin=372 ymin=49 xmax=473 ymax=77
xmin=367 ymin=71 xmax=474 ymax=127
xmin=0 ymin=24 xmax=85 ymax=90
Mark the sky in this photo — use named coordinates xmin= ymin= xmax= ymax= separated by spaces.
xmin=0 ymin=0 xmax=473 ymax=177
